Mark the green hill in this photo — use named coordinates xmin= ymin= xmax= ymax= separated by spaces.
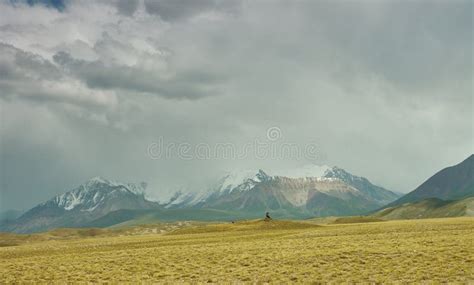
xmin=373 ymin=197 xmax=474 ymax=220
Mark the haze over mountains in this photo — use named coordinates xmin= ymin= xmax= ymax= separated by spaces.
xmin=164 ymin=166 xmax=399 ymax=215
xmin=1 ymin=165 xmax=399 ymax=233
xmin=2 ymin=155 xmax=472 ymax=233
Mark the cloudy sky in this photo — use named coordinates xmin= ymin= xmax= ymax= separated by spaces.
xmin=0 ymin=0 xmax=472 ymax=210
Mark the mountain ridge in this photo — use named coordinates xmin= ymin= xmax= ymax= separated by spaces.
xmin=163 ymin=166 xmax=399 ymax=211
xmin=1 ymin=165 xmax=400 ymax=233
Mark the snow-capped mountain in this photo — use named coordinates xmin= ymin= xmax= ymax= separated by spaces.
xmin=3 ymin=177 xmax=158 ymax=233
xmin=51 ymin=177 xmax=148 ymax=212
xmin=163 ymin=169 xmax=273 ymax=209
xmin=217 ymin=169 xmax=272 ymax=193
xmin=2 ymin=165 xmax=401 ymax=233
xmin=323 ymin=167 xmax=400 ymax=205
xmin=162 ymin=166 xmax=400 ymax=216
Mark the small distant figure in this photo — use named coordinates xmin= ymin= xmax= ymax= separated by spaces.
xmin=231 ymin=221 xmax=235 ymax=224
xmin=264 ymin=212 xmax=272 ymax=221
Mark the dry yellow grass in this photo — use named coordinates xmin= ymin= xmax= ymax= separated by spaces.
xmin=1 ymin=217 xmax=473 ymax=283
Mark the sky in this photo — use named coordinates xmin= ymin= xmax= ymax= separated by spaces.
xmin=0 ymin=0 xmax=472 ymax=210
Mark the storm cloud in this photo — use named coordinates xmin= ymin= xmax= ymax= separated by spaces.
xmin=0 ymin=0 xmax=472 ymax=210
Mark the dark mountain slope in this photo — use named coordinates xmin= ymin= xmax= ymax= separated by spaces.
xmin=386 ymin=154 xmax=474 ymax=208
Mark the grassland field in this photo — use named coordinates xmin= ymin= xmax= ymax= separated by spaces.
xmin=0 ymin=217 xmax=473 ymax=283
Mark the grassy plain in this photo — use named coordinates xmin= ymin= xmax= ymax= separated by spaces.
xmin=1 ymin=217 xmax=473 ymax=283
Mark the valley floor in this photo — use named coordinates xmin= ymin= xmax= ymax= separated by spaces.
xmin=1 ymin=217 xmax=473 ymax=283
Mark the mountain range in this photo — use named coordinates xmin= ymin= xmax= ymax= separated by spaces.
xmin=164 ymin=167 xmax=399 ymax=216
xmin=2 ymin=155 xmax=472 ymax=233
xmin=1 ymin=165 xmax=400 ymax=233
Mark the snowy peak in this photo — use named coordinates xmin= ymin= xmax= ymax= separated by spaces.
xmin=164 ymin=169 xmax=273 ymax=208
xmin=218 ymin=169 xmax=272 ymax=193
xmin=83 ymin=176 xmax=147 ymax=195
xmin=50 ymin=177 xmax=148 ymax=212
xmin=323 ymin=166 xmax=363 ymax=182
